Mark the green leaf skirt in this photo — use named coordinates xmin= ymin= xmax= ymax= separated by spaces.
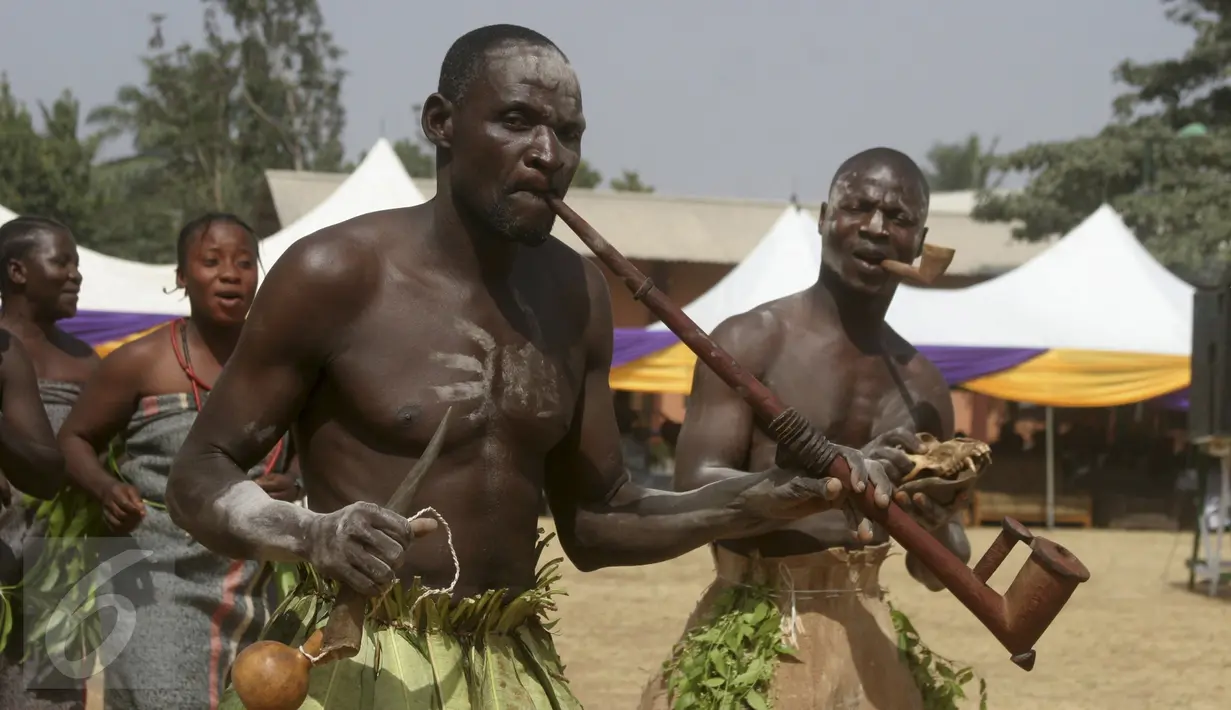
xmin=219 ymin=532 xmax=584 ymax=710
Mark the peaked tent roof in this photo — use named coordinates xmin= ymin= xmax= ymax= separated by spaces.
xmin=886 ymin=205 xmax=1194 ymax=355
xmin=0 ymin=204 xmax=187 ymax=316
xmin=258 ymin=138 xmax=426 ymax=268
xmin=646 ymin=207 xmax=821 ymax=333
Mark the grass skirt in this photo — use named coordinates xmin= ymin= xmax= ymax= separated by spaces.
xmin=220 ymin=533 xmax=583 ymax=710
xmin=638 ymin=543 xmax=985 ymax=710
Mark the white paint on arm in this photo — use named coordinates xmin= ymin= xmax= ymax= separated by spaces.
xmin=211 ymin=479 xmax=321 ymax=562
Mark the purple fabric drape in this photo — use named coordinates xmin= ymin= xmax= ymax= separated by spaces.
xmin=60 ymin=313 xmax=1049 ymax=389
xmin=612 ymin=327 xmax=1046 ymax=384
xmin=58 ymin=310 xmax=177 ymax=346
xmin=915 ymin=346 xmax=1047 ymax=385
xmin=612 ymin=328 xmax=680 ymax=368
xmin=1154 ymin=387 xmax=1190 ymax=411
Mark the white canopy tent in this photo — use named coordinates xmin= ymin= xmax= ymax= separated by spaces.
xmin=887 ymin=204 xmax=1194 ymax=356
xmin=647 ymin=203 xmax=1195 ymax=357
xmin=646 ymin=206 xmax=821 ymax=333
xmin=1 ymin=138 xmax=425 ymax=317
xmin=258 ymin=138 xmax=426 ymax=269
xmin=639 ymin=202 xmax=1201 ymax=532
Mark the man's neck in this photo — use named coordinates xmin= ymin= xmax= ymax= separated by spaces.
xmin=0 ymin=299 xmax=58 ymax=343
xmin=811 ymin=267 xmax=895 ymax=349
xmin=430 ymin=171 xmax=520 ymax=281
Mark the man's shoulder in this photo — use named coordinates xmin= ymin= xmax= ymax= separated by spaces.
xmin=883 ymin=323 xmax=950 ymax=394
xmin=273 ymin=209 xmax=405 ymax=287
xmin=707 ymin=301 xmax=791 ymax=370
xmin=716 ymin=300 xmax=791 ymax=345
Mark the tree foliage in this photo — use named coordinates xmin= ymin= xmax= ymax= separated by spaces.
xmin=610 ymin=169 xmax=654 ymax=193
xmin=572 ymin=159 xmax=602 ymax=189
xmin=83 ymin=0 xmax=346 ymax=261
xmin=924 ymin=134 xmax=999 ymax=192
xmin=0 ymin=0 xmax=660 ymax=263
xmin=974 ymin=0 xmax=1231 ymax=278
xmin=0 ymin=77 xmax=100 ymax=230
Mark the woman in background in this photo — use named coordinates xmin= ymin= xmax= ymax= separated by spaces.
xmin=0 ymin=215 xmax=99 ymax=710
xmin=57 ymin=213 xmax=301 ymax=710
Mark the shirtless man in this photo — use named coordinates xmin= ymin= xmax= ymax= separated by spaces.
xmin=639 ymin=148 xmax=974 ymax=710
xmin=166 ymin=24 xmax=894 ymax=708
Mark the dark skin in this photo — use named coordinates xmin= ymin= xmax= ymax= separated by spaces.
xmin=0 ymin=227 xmax=100 ymax=386
xmin=58 ymin=223 xmax=300 ymax=534
xmin=166 ymin=40 xmax=893 ymax=601
xmin=675 ymin=154 xmax=971 ymax=591
xmin=0 ymin=330 xmax=66 ymax=504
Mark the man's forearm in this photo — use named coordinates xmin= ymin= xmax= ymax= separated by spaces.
xmin=168 ymin=450 xmax=319 ymax=563
xmin=568 ymin=467 xmax=787 ymax=570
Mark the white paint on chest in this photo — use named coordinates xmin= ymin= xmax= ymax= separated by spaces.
xmin=431 ymin=317 xmax=562 ymax=422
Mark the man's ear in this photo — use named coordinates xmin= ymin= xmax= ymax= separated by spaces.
xmin=916 ymin=226 xmax=929 ymax=259
xmin=818 ymin=202 xmax=829 ymax=235
xmin=421 ymin=93 xmax=454 ymax=151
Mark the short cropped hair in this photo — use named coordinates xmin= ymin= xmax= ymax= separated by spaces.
xmin=438 ymin=24 xmax=566 ymax=104
xmin=830 ymin=147 xmax=931 ymax=204
xmin=0 ymin=216 xmax=71 ymax=291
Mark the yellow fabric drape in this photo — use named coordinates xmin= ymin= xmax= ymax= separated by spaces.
xmin=609 ymin=342 xmax=698 ymax=394
xmin=610 ymin=344 xmax=1190 ymax=407
xmin=956 ymin=349 xmax=1189 ymax=407
xmin=93 ymin=323 xmax=168 ymax=358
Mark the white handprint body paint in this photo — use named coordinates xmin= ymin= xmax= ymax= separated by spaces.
xmin=431 ymin=317 xmax=563 ymax=423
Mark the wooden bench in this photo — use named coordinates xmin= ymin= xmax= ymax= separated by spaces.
xmin=967 ymin=490 xmax=1093 ymax=528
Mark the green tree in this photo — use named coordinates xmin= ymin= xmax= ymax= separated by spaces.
xmin=387 ymin=104 xmax=434 ymax=178
xmin=572 ymin=159 xmax=602 ymax=189
xmin=392 ymin=138 xmax=434 ymax=178
xmin=610 ymin=169 xmax=654 ymax=193
xmin=88 ymin=1 xmax=349 ymax=260
xmin=924 ymin=134 xmax=999 ymax=191
xmin=87 ymin=13 xmax=245 ymax=259
xmin=973 ymin=0 xmax=1231 ymax=275
xmin=211 ymin=0 xmax=347 ymax=172
xmin=0 ymin=77 xmax=100 ymax=232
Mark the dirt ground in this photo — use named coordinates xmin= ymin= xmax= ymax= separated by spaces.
xmin=544 ymin=523 xmax=1230 ymax=710
xmin=83 ymin=523 xmax=1228 ymax=709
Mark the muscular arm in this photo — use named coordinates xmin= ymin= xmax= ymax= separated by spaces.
xmin=166 ymin=231 xmax=370 ymax=561
xmin=544 ymin=264 xmax=804 ymax=572
xmin=672 ymin=311 xmax=779 ymax=492
xmin=901 ymin=358 xmax=972 ymax=590
xmin=0 ymin=332 xmax=65 ymax=498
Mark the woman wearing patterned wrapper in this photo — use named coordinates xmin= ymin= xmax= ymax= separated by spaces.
xmin=0 ymin=215 xmax=100 ymax=710
xmin=54 ymin=213 xmax=302 ymax=710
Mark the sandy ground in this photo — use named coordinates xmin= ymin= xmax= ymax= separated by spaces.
xmin=82 ymin=523 xmax=1228 ymax=709
xmin=544 ymin=524 xmax=1231 ymax=710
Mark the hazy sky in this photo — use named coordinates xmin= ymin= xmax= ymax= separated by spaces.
xmin=0 ymin=0 xmax=1195 ymax=202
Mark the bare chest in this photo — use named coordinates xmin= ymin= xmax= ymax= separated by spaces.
xmin=324 ymin=297 xmax=584 ymax=455
xmin=748 ymin=346 xmax=930 ymax=468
